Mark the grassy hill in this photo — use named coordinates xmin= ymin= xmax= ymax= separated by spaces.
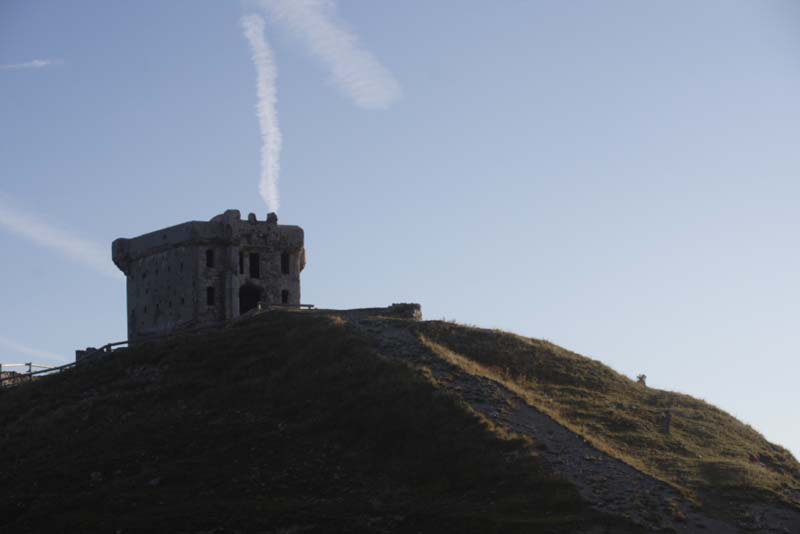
xmin=414 ymin=320 xmax=800 ymax=508
xmin=0 ymin=309 xmax=797 ymax=532
xmin=0 ymin=312 xmax=637 ymax=533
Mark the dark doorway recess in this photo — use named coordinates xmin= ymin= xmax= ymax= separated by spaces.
xmin=239 ymin=284 xmax=263 ymax=314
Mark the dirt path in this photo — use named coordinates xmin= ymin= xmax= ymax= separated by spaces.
xmin=344 ymin=316 xmax=799 ymax=534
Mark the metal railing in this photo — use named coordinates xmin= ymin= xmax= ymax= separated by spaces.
xmin=0 ymin=302 xmax=315 ymax=390
xmin=0 ymin=360 xmax=73 ymax=388
xmin=1 ymin=339 xmax=142 ymax=389
xmin=0 ymin=362 xmax=54 ymax=374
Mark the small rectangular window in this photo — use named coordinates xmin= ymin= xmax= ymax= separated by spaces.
xmin=206 ymin=249 xmax=214 ymax=268
xmin=281 ymin=252 xmax=290 ymax=275
xmin=206 ymin=286 xmax=215 ymax=306
xmin=249 ymin=253 xmax=260 ymax=279
xmin=281 ymin=289 xmax=289 ymax=304
xmin=239 ymin=252 xmax=244 ymax=274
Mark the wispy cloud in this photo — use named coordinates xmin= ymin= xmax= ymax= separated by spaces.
xmin=0 ymin=194 xmax=120 ymax=279
xmin=242 ymin=14 xmax=282 ymax=212
xmin=0 ymin=335 xmax=64 ymax=363
xmin=257 ymin=0 xmax=401 ymax=109
xmin=0 ymin=58 xmax=63 ymax=70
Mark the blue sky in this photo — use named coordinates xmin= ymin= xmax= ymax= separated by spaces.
xmin=1 ymin=1 xmax=799 ymax=456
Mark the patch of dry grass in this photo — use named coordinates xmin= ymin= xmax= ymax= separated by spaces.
xmin=414 ymin=320 xmax=800 ymax=508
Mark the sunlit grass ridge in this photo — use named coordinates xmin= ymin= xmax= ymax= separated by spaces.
xmin=415 ymin=320 xmax=800 ymax=507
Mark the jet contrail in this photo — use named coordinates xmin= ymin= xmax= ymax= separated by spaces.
xmin=0 ymin=59 xmax=62 ymax=70
xmin=0 ymin=194 xmax=120 ymax=278
xmin=257 ymin=0 xmax=402 ymax=109
xmin=242 ymin=14 xmax=282 ymax=212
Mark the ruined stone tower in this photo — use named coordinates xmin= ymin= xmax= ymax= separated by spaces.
xmin=112 ymin=210 xmax=305 ymax=340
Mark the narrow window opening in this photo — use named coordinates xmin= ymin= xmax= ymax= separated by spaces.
xmin=249 ymin=253 xmax=260 ymax=279
xmin=206 ymin=286 xmax=215 ymax=306
xmin=144 ymin=305 xmax=148 ymax=314
xmin=206 ymin=249 xmax=214 ymax=268
xmin=239 ymin=252 xmax=244 ymax=274
xmin=180 ymin=297 xmax=185 ymax=305
xmin=281 ymin=252 xmax=290 ymax=275
xmin=281 ymin=290 xmax=289 ymax=304
xmin=179 ymin=262 xmax=184 ymax=272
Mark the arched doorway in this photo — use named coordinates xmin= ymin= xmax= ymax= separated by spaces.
xmin=239 ymin=284 xmax=263 ymax=315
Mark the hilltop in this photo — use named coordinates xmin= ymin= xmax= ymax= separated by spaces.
xmin=0 ymin=308 xmax=798 ymax=533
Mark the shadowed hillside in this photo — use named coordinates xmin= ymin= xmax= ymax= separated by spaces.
xmin=1 ymin=309 xmax=798 ymax=533
xmin=0 ymin=312 xmax=636 ymax=534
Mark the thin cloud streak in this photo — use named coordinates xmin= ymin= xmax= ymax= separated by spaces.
xmin=242 ymin=14 xmax=282 ymax=212
xmin=0 ymin=195 xmax=120 ymax=279
xmin=0 ymin=335 xmax=65 ymax=363
xmin=0 ymin=58 xmax=62 ymax=70
xmin=257 ymin=0 xmax=401 ymax=109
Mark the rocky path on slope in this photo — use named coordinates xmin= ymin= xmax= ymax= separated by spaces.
xmin=345 ymin=316 xmax=800 ymax=534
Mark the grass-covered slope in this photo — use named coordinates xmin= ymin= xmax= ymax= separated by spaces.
xmin=414 ymin=320 xmax=800 ymax=508
xmin=0 ymin=313 xmax=635 ymax=534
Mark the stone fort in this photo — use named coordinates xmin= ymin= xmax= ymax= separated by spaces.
xmin=112 ymin=210 xmax=305 ymax=340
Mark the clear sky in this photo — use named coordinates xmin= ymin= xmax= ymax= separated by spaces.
xmin=2 ymin=1 xmax=799 ymax=456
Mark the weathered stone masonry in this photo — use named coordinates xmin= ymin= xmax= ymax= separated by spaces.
xmin=112 ymin=210 xmax=305 ymax=340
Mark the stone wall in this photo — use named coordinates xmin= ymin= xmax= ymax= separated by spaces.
xmin=125 ymin=245 xmax=198 ymax=339
xmin=326 ymin=303 xmax=423 ymax=321
xmin=113 ymin=210 xmax=305 ymax=340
